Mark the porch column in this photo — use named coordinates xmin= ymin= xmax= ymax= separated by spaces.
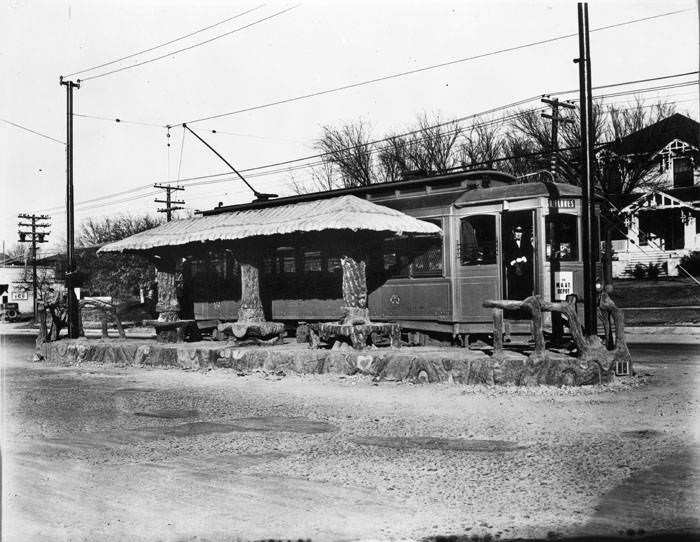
xmin=684 ymin=212 xmax=696 ymax=250
xmin=627 ymin=214 xmax=640 ymax=247
xmin=155 ymin=257 xmax=180 ymax=322
xmin=340 ymin=252 xmax=370 ymax=325
xmin=238 ymin=256 xmax=265 ymax=322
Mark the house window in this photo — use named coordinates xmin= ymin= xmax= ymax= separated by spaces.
xmin=460 ymin=215 xmax=497 ymax=265
xmin=673 ymin=157 xmax=694 ymax=187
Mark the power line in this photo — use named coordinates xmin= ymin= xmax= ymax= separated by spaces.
xmin=35 ymin=81 xmax=696 ymax=215
xmin=79 ymin=5 xmax=300 ymax=83
xmin=177 ymin=8 xmax=691 ymax=125
xmin=165 ymin=76 xmax=698 ymax=185
xmin=0 ymin=118 xmax=65 ymax=145
xmin=62 ymin=5 xmax=265 ymax=78
xmin=73 ymin=113 xmax=165 ymax=128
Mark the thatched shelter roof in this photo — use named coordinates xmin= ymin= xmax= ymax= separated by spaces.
xmin=98 ymin=195 xmax=442 ymax=254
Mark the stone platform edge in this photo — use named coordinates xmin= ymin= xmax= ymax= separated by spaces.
xmin=37 ymin=339 xmax=602 ymax=386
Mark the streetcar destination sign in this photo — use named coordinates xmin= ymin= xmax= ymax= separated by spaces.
xmin=548 ymin=198 xmax=576 ymax=209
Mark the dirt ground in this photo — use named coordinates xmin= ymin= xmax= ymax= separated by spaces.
xmin=1 ymin=336 xmax=699 ymax=541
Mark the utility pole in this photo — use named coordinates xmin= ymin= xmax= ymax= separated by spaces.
xmin=154 ymin=184 xmax=185 ymax=221
xmin=541 ymin=96 xmax=576 ymax=182
xmin=17 ymin=214 xmax=51 ymax=321
xmin=575 ymin=2 xmax=597 ymax=336
xmin=60 ymin=76 xmax=81 ymax=338
xmin=541 ymin=96 xmax=575 ymax=344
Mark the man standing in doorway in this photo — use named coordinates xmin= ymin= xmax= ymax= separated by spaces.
xmin=505 ymin=225 xmax=534 ymax=299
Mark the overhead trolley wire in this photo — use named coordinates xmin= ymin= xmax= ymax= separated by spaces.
xmin=34 ymin=79 xmax=695 ymax=215
xmin=0 ymin=118 xmax=66 ymax=145
xmin=77 ymin=5 xmax=300 ymax=83
xmin=62 ymin=4 xmax=265 ymax=78
xmin=176 ymin=8 xmax=691 ymax=125
xmin=549 ymin=71 xmax=699 ymax=97
xmin=73 ymin=113 xmax=166 ymax=128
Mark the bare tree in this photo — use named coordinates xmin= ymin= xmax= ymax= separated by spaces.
xmin=500 ymin=132 xmax=540 ymax=179
xmin=78 ymin=214 xmax=163 ymax=247
xmin=76 ymin=213 xmax=163 ymax=299
xmin=289 ymin=161 xmax=339 ymax=195
xmin=377 ymin=134 xmax=411 ymax=182
xmin=458 ymin=117 xmax=504 ymax=170
xmin=314 ymin=121 xmax=376 ymax=187
xmin=414 ymin=112 xmax=462 ymax=174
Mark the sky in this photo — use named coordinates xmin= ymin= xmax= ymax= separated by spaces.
xmin=1 ymin=0 xmax=698 ymax=254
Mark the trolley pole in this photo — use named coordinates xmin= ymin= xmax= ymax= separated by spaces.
xmin=576 ymin=3 xmax=597 ymax=336
xmin=60 ymin=77 xmax=81 ymax=339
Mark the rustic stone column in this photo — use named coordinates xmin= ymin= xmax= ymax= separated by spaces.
xmin=155 ymin=258 xmax=180 ymax=322
xmin=340 ymin=254 xmax=370 ymax=325
xmin=238 ymin=259 xmax=265 ymax=322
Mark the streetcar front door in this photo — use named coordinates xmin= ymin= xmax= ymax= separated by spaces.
xmin=501 ymin=210 xmax=535 ymax=300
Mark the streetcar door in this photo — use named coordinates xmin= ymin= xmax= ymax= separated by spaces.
xmin=501 ymin=210 xmax=535 ymax=299
xmin=454 ymin=212 xmax=500 ymax=322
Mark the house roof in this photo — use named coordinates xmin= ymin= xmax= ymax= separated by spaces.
xmin=607 ymin=113 xmax=699 ymax=156
xmin=620 ymin=189 xmax=698 ymax=214
xmin=98 ymin=194 xmax=442 ymax=254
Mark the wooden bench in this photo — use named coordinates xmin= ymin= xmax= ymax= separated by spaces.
xmin=214 ymin=320 xmax=285 ymax=345
xmin=143 ymin=319 xmax=198 ymax=343
xmin=308 ymin=322 xmax=401 ymax=350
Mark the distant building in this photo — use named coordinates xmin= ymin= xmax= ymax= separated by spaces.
xmin=601 ymin=113 xmax=699 ymax=277
xmin=0 ymin=262 xmax=63 ymax=318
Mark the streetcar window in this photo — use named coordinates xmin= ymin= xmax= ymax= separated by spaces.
xmin=303 ymin=250 xmax=323 ymax=273
xmin=277 ymin=248 xmax=297 ymax=273
xmin=411 ymin=218 xmax=443 ymax=277
xmin=383 ymin=238 xmax=411 ymax=277
xmin=460 ymin=215 xmax=496 ymax=265
xmin=263 ymin=255 xmax=275 ymax=274
xmin=546 ymin=214 xmax=579 ymax=261
xmin=327 ymin=256 xmax=342 ymax=273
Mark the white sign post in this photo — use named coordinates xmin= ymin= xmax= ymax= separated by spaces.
xmin=554 ymin=271 xmax=573 ymax=301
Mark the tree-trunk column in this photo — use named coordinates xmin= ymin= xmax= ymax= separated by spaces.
xmin=156 ymin=260 xmax=180 ymax=322
xmin=238 ymin=259 xmax=265 ymax=322
xmin=340 ymin=254 xmax=370 ymax=325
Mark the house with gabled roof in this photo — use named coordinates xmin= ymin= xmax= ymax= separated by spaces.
xmin=601 ymin=113 xmax=699 ymax=277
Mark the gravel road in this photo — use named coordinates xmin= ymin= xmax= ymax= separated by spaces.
xmin=2 ymin=335 xmax=699 ymax=541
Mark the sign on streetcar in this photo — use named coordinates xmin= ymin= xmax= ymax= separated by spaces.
xmin=554 ymin=271 xmax=573 ymax=300
xmin=549 ymin=199 xmax=576 ymax=209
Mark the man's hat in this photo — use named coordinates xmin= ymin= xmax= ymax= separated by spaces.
xmin=513 ymin=225 xmax=524 ymax=232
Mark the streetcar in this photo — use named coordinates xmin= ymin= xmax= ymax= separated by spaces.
xmin=188 ymin=169 xmax=597 ymax=340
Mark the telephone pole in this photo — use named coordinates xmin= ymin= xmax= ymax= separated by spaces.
xmin=541 ymin=96 xmax=575 ymax=182
xmin=541 ymin=96 xmax=575 ymax=343
xmin=59 ymin=77 xmax=81 ymax=338
xmin=154 ymin=184 xmax=185 ymax=221
xmin=17 ymin=214 xmax=51 ymax=321
xmin=576 ymin=2 xmax=597 ymax=336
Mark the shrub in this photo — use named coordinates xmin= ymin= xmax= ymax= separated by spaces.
xmin=631 ymin=263 xmax=647 ymax=279
xmin=647 ymin=262 xmax=661 ymax=280
xmin=679 ymin=251 xmax=700 ymax=276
